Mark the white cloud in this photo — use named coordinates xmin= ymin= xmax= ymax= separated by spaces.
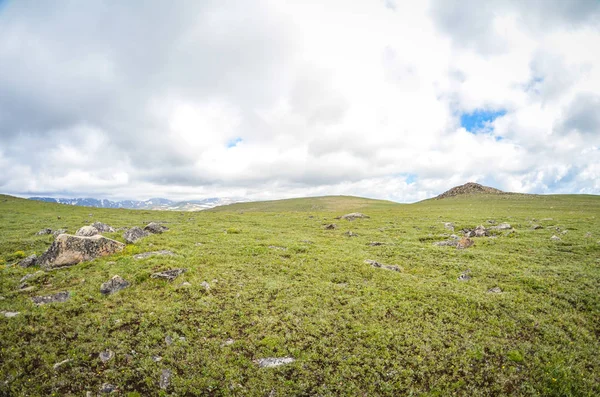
xmin=0 ymin=0 xmax=599 ymax=202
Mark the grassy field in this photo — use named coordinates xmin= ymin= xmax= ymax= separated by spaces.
xmin=1 ymin=193 xmax=599 ymax=396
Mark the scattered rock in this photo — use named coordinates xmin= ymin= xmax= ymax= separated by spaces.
xmin=31 ymin=291 xmax=70 ymax=305
xmin=433 ymin=240 xmax=459 ymax=247
xmin=99 ymin=350 xmax=114 ymax=363
xmin=165 ymin=335 xmax=173 ymax=346
xmin=474 ymin=225 xmax=488 ymax=237
xmin=324 ymin=223 xmax=337 ymax=230
xmin=489 ymin=223 xmax=511 ymax=230
xmin=344 ymin=231 xmax=358 ymax=237
xmin=340 ymin=213 xmax=369 ymax=221
xmin=444 ymin=222 xmax=455 ymax=231
xmin=19 ymin=254 xmax=37 ymax=268
xmin=487 ymin=287 xmax=502 ymax=293
xmin=100 ymin=275 xmax=130 ymax=295
xmin=123 ymin=227 xmax=149 ymax=244
xmin=561 ymin=230 xmax=569 ymax=235
xmin=487 ymin=219 xmax=497 ymax=224
xmin=152 ymin=356 xmax=162 ymax=362
xmin=18 ymin=285 xmax=36 ymax=292
xmin=550 ymin=235 xmax=561 ymax=241
xmin=159 ymin=369 xmax=172 ymax=390
xmin=200 ymin=281 xmax=210 ymax=290
xmin=256 ymin=357 xmax=295 ymax=368
xmin=179 ymin=282 xmax=192 ymax=287
xmin=76 ymin=226 xmax=99 ymax=237
xmin=52 ymin=229 xmax=67 ymax=237
xmin=38 ymin=234 xmax=125 ymax=269
xmin=91 ymin=222 xmax=115 ymax=233
xmin=144 ymin=222 xmax=169 ymax=234
xmin=221 ymin=338 xmax=235 ymax=347
xmin=20 ymin=271 xmax=44 ymax=283
xmin=364 ymin=259 xmax=401 ymax=272
xmin=99 ymin=383 xmax=117 ymax=394
xmin=368 ymin=242 xmax=385 ymax=246
xmin=53 ymin=359 xmax=72 ymax=370
xmin=133 ymin=250 xmax=175 ymax=260
xmin=2 ymin=311 xmax=20 ymax=318
xmin=36 ymin=228 xmax=53 ymax=235
xmin=531 ymin=225 xmax=543 ymax=230
xmin=457 ymin=271 xmax=471 ymax=281
xmin=456 ymin=237 xmax=474 ymax=249
xmin=151 ymin=269 xmax=186 ymax=281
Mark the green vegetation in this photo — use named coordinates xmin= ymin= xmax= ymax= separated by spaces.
xmin=1 ymin=193 xmax=599 ymax=396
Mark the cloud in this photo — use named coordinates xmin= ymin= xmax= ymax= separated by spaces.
xmin=0 ymin=0 xmax=599 ymax=202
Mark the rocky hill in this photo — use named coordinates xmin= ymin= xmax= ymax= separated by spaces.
xmin=434 ymin=182 xmax=506 ymax=199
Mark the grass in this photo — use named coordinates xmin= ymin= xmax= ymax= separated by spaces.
xmin=0 ymin=193 xmax=599 ymax=396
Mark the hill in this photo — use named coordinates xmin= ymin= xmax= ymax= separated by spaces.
xmin=1 ymin=193 xmax=599 ymax=395
xmin=434 ymin=182 xmax=507 ymax=199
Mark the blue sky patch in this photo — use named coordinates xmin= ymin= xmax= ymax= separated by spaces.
xmin=227 ymin=137 xmax=243 ymax=148
xmin=460 ymin=109 xmax=506 ymax=133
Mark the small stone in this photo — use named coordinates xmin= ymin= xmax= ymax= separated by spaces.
xmin=561 ymin=230 xmax=568 ymax=235
xmin=99 ymin=383 xmax=117 ymax=394
xmin=123 ymin=227 xmax=149 ymax=244
xmin=165 ymin=335 xmax=173 ymax=346
xmin=31 ymin=291 xmax=70 ymax=305
xmin=434 ymin=240 xmax=459 ymax=247
xmin=2 ymin=311 xmax=20 ymax=318
xmin=19 ymin=254 xmax=37 ymax=268
xmin=324 ymin=223 xmax=337 ymax=230
xmin=76 ymin=226 xmax=99 ymax=237
xmin=52 ymin=229 xmax=67 ymax=237
xmin=531 ymin=225 xmax=543 ymax=230
xmin=18 ymin=286 xmax=36 ymax=292
xmin=222 ymin=338 xmax=235 ymax=347
xmin=151 ymin=269 xmax=186 ymax=281
xmin=144 ymin=222 xmax=169 ymax=234
xmin=201 ymin=281 xmax=210 ymax=290
xmin=457 ymin=272 xmax=471 ymax=281
xmin=256 ymin=357 xmax=295 ymax=368
xmin=179 ymin=282 xmax=192 ymax=287
xmin=152 ymin=356 xmax=162 ymax=362
xmin=364 ymin=259 xmax=401 ymax=272
xmin=457 ymin=237 xmax=474 ymax=249
xmin=99 ymin=350 xmax=114 ymax=363
xmin=368 ymin=242 xmax=384 ymax=246
xmin=344 ymin=231 xmax=357 ymax=237
xmin=20 ymin=271 xmax=43 ymax=283
xmin=490 ymin=223 xmax=511 ymax=230
xmin=444 ymin=222 xmax=455 ymax=231
xmin=487 ymin=287 xmax=502 ymax=293
xmin=100 ymin=275 xmax=130 ymax=295
xmin=36 ymin=228 xmax=53 ymax=235
xmin=53 ymin=358 xmax=72 ymax=370
xmin=133 ymin=250 xmax=175 ymax=260
xmin=159 ymin=369 xmax=172 ymax=390
xmin=550 ymin=235 xmax=561 ymax=241
xmin=340 ymin=213 xmax=369 ymax=221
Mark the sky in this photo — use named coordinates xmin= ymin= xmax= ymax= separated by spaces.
xmin=0 ymin=0 xmax=599 ymax=203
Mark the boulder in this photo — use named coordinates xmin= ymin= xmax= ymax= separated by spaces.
xmin=38 ymin=234 xmax=125 ymax=269
xmin=100 ymin=275 xmax=130 ymax=295
xmin=31 ymin=291 xmax=70 ymax=305
xmin=123 ymin=227 xmax=149 ymax=244
xmin=19 ymin=254 xmax=37 ymax=268
xmin=76 ymin=226 xmax=99 ymax=237
xmin=91 ymin=222 xmax=115 ymax=233
xmin=144 ymin=222 xmax=169 ymax=234
xmin=340 ymin=213 xmax=369 ymax=221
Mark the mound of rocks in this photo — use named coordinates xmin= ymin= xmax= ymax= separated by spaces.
xmin=38 ymin=234 xmax=125 ymax=269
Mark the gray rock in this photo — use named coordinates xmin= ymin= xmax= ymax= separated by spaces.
xmin=31 ymin=291 xmax=70 ymax=305
xmin=38 ymin=234 xmax=125 ymax=269
xmin=487 ymin=287 xmax=502 ymax=293
xmin=256 ymin=357 xmax=295 ymax=368
xmin=133 ymin=250 xmax=175 ymax=260
xmin=36 ymin=228 xmax=53 ymax=235
xmin=52 ymin=358 xmax=72 ymax=370
xmin=368 ymin=242 xmax=385 ymax=246
xmin=340 ymin=213 xmax=369 ymax=221
xmin=200 ymin=281 xmax=210 ymax=290
xmin=474 ymin=225 xmax=488 ymax=237
xmin=100 ymin=275 xmax=130 ymax=295
xmin=531 ymin=225 xmax=543 ymax=230
xmin=344 ymin=231 xmax=358 ymax=237
xmin=151 ymin=268 xmax=186 ymax=281
xmin=91 ymin=222 xmax=115 ymax=233
xmin=144 ymin=222 xmax=169 ymax=234
xmin=165 ymin=335 xmax=173 ymax=346
xmin=2 ymin=311 xmax=20 ymax=318
xmin=433 ymin=240 xmax=459 ymax=247
xmin=179 ymin=282 xmax=192 ymax=287
xmin=457 ymin=272 xmax=471 ymax=281
xmin=490 ymin=223 xmax=511 ymax=230
xmin=52 ymin=229 xmax=67 ymax=237
xmin=99 ymin=350 xmax=114 ymax=363
xmin=123 ymin=227 xmax=149 ymax=244
xmin=324 ymin=223 xmax=337 ymax=230
xmin=19 ymin=254 xmax=37 ymax=268
xmin=550 ymin=235 xmax=561 ymax=241
xmin=364 ymin=259 xmax=401 ymax=272
xmin=221 ymin=338 xmax=235 ymax=347
xmin=159 ymin=369 xmax=171 ymax=390
xmin=76 ymin=225 xmax=100 ymax=237
xmin=152 ymin=356 xmax=163 ymax=362
xmin=99 ymin=383 xmax=117 ymax=394
xmin=20 ymin=271 xmax=44 ymax=283
xmin=444 ymin=222 xmax=455 ymax=231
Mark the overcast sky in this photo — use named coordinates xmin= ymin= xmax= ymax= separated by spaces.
xmin=0 ymin=0 xmax=599 ymax=202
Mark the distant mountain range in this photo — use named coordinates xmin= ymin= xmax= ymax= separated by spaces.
xmin=28 ymin=196 xmax=249 ymax=211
